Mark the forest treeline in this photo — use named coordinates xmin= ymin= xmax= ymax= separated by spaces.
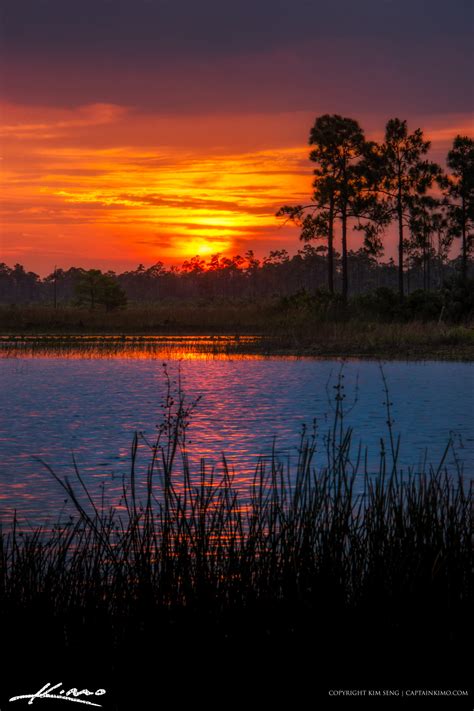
xmin=1 ymin=250 xmax=473 ymax=322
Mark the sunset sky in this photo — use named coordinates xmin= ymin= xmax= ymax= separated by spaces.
xmin=1 ymin=0 xmax=472 ymax=275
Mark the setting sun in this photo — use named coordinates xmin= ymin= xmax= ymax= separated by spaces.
xmin=178 ymin=237 xmax=233 ymax=258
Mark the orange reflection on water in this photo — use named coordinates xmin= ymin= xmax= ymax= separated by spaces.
xmin=0 ymin=335 xmax=302 ymax=361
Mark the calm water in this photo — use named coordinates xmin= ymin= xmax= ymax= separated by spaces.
xmin=0 ymin=351 xmax=472 ymax=524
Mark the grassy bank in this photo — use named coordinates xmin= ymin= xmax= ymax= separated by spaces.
xmin=1 ymin=303 xmax=473 ymax=359
xmin=1 ymin=388 xmax=472 ymax=706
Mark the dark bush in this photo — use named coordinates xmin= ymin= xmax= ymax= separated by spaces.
xmin=279 ymin=289 xmax=346 ymax=320
xmin=442 ymin=276 xmax=474 ymax=322
xmin=352 ymin=287 xmax=400 ymax=321
xmin=402 ymin=289 xmax=444 ymax=322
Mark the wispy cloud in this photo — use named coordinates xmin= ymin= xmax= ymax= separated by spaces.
xmin=0 ymin=103 xmax=127 ymax=140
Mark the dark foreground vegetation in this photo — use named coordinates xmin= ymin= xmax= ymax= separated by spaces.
xmin=1 ymin=384 xmax=472 ymax=707
xmin=1 ymin=278 xmax=473 ymax=359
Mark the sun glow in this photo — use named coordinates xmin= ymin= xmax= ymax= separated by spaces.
xmin=179 ymin=238 xmax=233 ymax=258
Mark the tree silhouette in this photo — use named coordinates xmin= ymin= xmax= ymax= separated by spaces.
xmin=407 ymin=196 xmax=442 ymax=291
xmin=74 ymin=270 xmax=127 ymax=311
xmin=374 ymin=119 xmax=442 ymax=300
xmin=445 ymin=135 xmax=474 ymax=280
xmin=278 ymin=115 xmax=387 ymax=300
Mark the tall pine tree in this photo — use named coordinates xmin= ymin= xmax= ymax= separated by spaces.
xmin=445 ymin=136 xmax=474 ymax=280
xmin=375 ymin=119 xmax=441 ymax=300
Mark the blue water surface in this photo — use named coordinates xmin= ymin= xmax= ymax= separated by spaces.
xmin=0 ymin=356 xmax=472 ymax=523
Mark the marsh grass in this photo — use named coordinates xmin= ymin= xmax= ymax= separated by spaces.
xmin=0 ymin=334 xmax=270 ymax=359
xmin=0 ymin=302 xmax=272 ymax=334
xmin=1 ymin=323 xmax=474 ymax=360
xmin=1 ymin=302 xmax=474 ymax=359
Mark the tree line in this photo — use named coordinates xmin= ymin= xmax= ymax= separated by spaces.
xmin=0 ymin=247 xmax=469 ymax=310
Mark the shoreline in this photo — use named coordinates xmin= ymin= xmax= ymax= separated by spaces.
xmin=1 ymin=331 xmax=473 ymax=361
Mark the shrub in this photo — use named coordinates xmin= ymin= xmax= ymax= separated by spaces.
xmin=402 ymin=289 xmax=444 ymax=322
xmin=442 ymin=276 xmax=474 ymax=322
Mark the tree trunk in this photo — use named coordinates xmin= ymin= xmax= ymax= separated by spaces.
xmin=341 ymin=207 xmax=348 ymax=302
xmin=423 ymin=237 xmax=427 ymax=291
xmin=426 ymin=231 xmax=431 ymax=291
xmin=327 ymin=200 xmax=334 ymax=294
xmin=397 ymin=183 xmax=404 ymax=300
xmin=437 ymin=233 xmax=443 ymax=288
xmin=461 ymin=195 xmax=467 ymax=281
xmin=53 ymin=266 xmax=57 ymax=309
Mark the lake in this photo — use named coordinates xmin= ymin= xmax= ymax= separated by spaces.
xmin=0 ymin=345 xmax=472 ymax=524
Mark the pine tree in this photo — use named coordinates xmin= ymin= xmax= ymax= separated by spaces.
xmin=375 ymin=119 xmax=442 ymax=300
xmin=445 ymin=136 xmax=474 ymax=280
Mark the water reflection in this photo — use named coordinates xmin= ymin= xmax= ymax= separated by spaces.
xmin=0 ymin=335 xmax=272 ymax=360
xmin=0 ymin=352 xmax=472 ymax=525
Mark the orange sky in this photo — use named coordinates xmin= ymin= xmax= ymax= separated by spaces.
xmin=1 ymin=101 xmax=472 ymax=275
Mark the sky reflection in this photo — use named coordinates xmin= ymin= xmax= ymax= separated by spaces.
xmin=0 ymin=355 xmax=472 ymax=525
